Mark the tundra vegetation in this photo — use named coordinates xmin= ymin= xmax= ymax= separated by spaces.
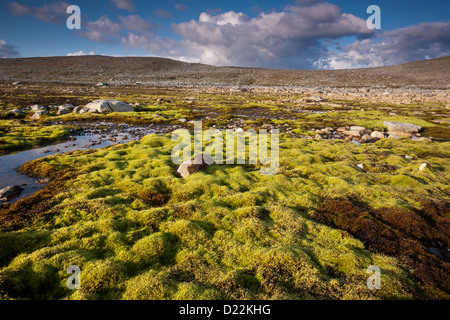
xmin=0 ymin=83 xmax=449 ymax=300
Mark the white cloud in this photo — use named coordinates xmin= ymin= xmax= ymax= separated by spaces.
xmin=318 ymin=22 xmax=450 ymax=69
xmin=111 ymin=0 xmax=135 ymax=12
xmin=77 ymin=15 xmax=121 ymax=43
xmin=0 ymin=39 xmax=21 ymax=58
xmin=172 ymin=2 xmax=373 ymax=68
xmin=66 ymin=51 xmax=96 ymax=56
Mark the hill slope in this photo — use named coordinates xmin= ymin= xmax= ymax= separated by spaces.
xmin=0 ymin=55 xmax=449 ymax=88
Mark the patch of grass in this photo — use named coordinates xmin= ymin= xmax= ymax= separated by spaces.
xmin=1 ymin=133 xmax=448 ymax=300
xmin=0 ymin=120 xmax=69 ymax=155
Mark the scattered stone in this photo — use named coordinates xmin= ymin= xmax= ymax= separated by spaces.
xmin=0 ymin=185 xmax=24 ymax=200
xmin=419 ymin=163 xmax=430 ymax=171
xmin=388 ymin=133 xmax=402 ymax=140
xmin=12 ymin=81 xmax=22 ymax=85
xmin=8 ymin=109 xmax=23 ymax=115
xmin=383 ymin=121 xmax=422 ymax=133
xmin=35 ymin=178 xmax=51 ymax=184
xmin=96 ymin=82 xmax=109 ymax=87
xmin=57 ymin=105 xmax=71 ymax=115
xmin=356 ymin=163 xmax=366 ymax=171
xmin=343 ymin=130 xmax=362 ymax=137
xmin=349 ymin=126 xmax=366 ymax=132
xmin=405 ymin=155 xmax=414 ymax=160
xmin=388 ymin=131 xmax=412 ymax=138
xmin=178 ymin=119 xmax=187 ymax=123
xmin=361 ymin=134 xmax=375 ymax=143
xmin=84 ymin=99 xmax=134 ymax=113
xmin=30 ymin=110 xmax=49 ymax=120
xmin=176 ymin=153 xmax=214 ymax=178
xmin=370 ymin=131 xmax=385 ymax=139
xmin=351 ymin=140 xmax=362 ymax=146
xmin=30 ymin=105 xmax=46 ymax=111
xmin=73 ymin=106 xmax=86 ymax=114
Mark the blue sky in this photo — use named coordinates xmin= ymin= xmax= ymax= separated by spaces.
xmin=0 ymin=0 xmax=449 ymax=69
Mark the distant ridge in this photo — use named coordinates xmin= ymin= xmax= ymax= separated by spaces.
xmin=0 ymin=55 xmax=448 ymax=88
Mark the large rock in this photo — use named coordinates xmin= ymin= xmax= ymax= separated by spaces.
xmin=30 ymin=110 xmax=49 ymax=120
xmin=0 ymin=185 xmax=24 ymax=200
xmin=383 ymin=121 xmax=422 ymax=133
xmin=176 ymin=154 xmax=214 ymax=178
xmin=84 ymin=99 xmax=134 ymax=113
xmin=57 ymin=104 xmax=73 ymax=115
xmin=30 ymin=105 xmax=46 ymax=111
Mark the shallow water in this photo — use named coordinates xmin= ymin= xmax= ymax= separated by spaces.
xmin=0 ymin=122 xmax=161 ymax=202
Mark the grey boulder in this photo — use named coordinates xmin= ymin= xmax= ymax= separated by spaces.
xmin=57 ymin=104 xmax=73 ymax=115
xmin=30 ymin=110 xmax=49 ymax=120
xmin=383 ymin=121 xmax=422 ymax=133
xmin=0 ymin=185 xmax=24 ymax=200
xmin=30 ymin=105 xmax=46 ymax=111
xmin=84 ymin=99 xmax=134 ymax=113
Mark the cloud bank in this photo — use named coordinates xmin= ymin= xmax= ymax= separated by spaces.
xmin=0 ymin=39 xmax=21 ymax=58
xmin=172 ymin=2 xmax=373 ymax=68
xmin=5 ymin=0 xmax=450 ymax=69
xmin=7 ymin=1 xmax=69 ymax=24
xmin=318 ymin=22 xmax=450 ymax=69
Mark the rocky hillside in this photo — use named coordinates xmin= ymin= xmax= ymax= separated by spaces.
xmin=0 ymin=55 xmax=449 ymax=88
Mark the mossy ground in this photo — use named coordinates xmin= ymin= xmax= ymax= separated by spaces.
xmin=0 ymin=133 xmax=449 ymax=300
xmin=0 ymin=84 xmax=449 ymax=300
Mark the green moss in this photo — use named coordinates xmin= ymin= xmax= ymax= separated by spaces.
xmin=0 ymin=90 xmax=449 ymax=300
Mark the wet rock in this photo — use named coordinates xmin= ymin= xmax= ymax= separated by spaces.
xmin=30 ymin=110 xmax=49 ymax=120
xmin=0 ymin=185 xmax=24 ymax=200
xmin=383 ymin=121 xmax=422 ymax=133
xmin=176 ymin=153 xmax=214 ymax=178
xmin=85 ymin=99 xmax=134 ymax=113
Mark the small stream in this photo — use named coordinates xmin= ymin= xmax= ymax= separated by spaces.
xmin=0 ymin=122 xmax=171 ymax=203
